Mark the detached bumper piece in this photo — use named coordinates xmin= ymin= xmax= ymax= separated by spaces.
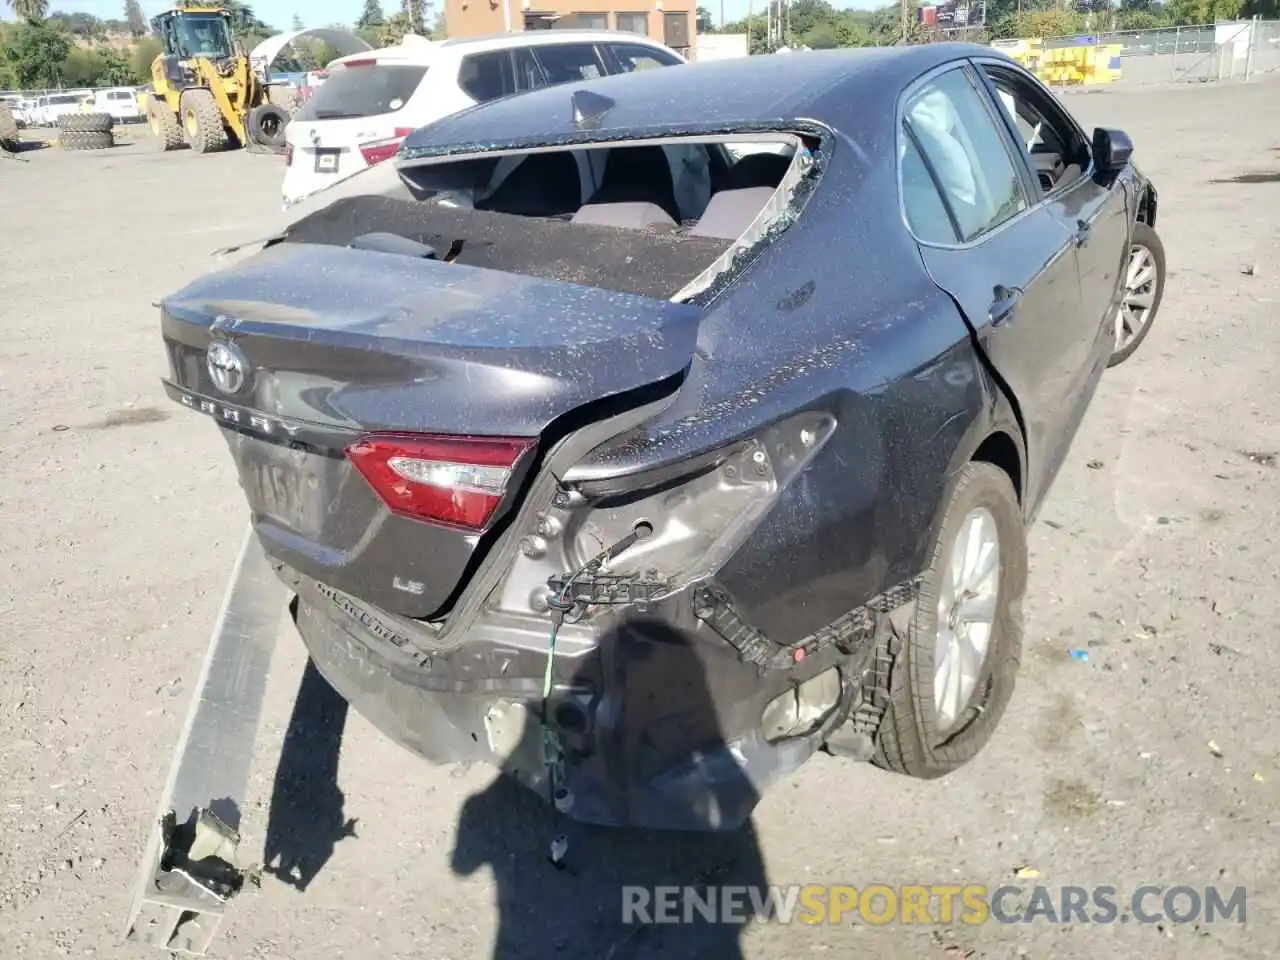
xmin=123 ymin=527 xmax=287 ymax=955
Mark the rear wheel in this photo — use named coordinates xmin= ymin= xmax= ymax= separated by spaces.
xmin=180 ymin=89 xmax=228 ymax=154
xmin=148 ymin=99 xmax=185 ymax=152
xmin=58 ymin=129 xmax=115 ymax=151
xmin=873 ymin=461 xmax=1026 ymax=779
xmin=1107 ymin=221 xmax=1165 ymax=367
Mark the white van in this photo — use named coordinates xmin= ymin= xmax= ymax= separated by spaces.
xmin=35 ymin=92 xmax=89 ymax=126
xmin=94 ymin=87 xmax=143 ymax=123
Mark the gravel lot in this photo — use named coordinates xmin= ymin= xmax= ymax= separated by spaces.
xmin=2 ymin=77 xmax=1279 ymax=960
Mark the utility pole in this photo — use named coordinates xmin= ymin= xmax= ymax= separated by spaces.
xmin=901 ymin=0 xmax=909 ymax=44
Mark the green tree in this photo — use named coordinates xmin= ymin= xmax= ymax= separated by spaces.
xmin=63 ymin=46 xmax=133 ymax=86
xmin=357 ymin=0 xmax=386 ymax=28
xmin=7 ymin=0 xmax=49 ymax=24
xmin=124 ymin=0 xmax=147 ymax=37
xmin=1115 ymin=9 xmax=1167 ymax=27
xmin=292 ymin=13 xmax=304 ymax=30
xmin=1 ymin=20 xmax=71 ymax=87
xmin=312 ymin=40 xmax=342 ymax=67
xmin=7 ymin=0 xmax=48 ymax=23
xmin=696 ymin=5 xmax=714 ymax=31
xmin=1164 ymin=0 xmax=1244 ymax=22
xmin=405 ymin=0 xmax=430 ymax=35
xmin=131 ymin=34 xmax=161 ymax=81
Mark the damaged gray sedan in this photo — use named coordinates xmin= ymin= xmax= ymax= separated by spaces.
xmin=159 ymin=45 xmax=1163 ymax=831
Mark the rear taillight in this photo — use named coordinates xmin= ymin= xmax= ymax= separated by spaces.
xmin=358 ymin=127 xmax=415 ymax=166
xmin=346 ymin=434 xmax=534 ymax=532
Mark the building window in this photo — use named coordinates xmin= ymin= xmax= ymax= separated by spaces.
xmin=616 ymin=12 xmax=649 ymax=35
xmin=572 ymin=13 xmax=609 ymax=29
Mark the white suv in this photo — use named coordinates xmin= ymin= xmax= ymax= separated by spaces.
xmin=93 ymin=87 xmax=144 ymax=123
xmin=282 ymin=31 xmax=685 ymax=206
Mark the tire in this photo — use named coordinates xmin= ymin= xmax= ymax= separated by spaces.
xmin=147 ymin=98 xmax=185 ymax=152
xmin=1107 ymin=221 xmax=1165 ymax=368
xmin=180 ymin=88 xmax=228 ymax=154
xmin=246 ymin=103 xmax=289 ymax=148
xmin=57 ymin=112 xmax=113 ymax=134
xmin=59 ymin=129 xmax=115 ymax=151
xmin=872 ymin=461 xmax=1026 ymax=779
xmin=0 ymin=103 xmax=18 ymax=151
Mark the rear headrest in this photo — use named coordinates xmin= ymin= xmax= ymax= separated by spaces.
xmin=477 ymin=151 xmax=582 ymax=217
xmin=588 ymin=146 xmax=680 ymax=223
xmin=689 ymin=187 xmax=775 ymax=240
xmin=572 ymin=202 xmax=677 ymax=232
xmin=726 ymin=151 xmax=792 ymax=190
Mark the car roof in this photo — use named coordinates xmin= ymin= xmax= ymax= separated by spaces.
xmin=438 ymin=29 xmax=677 ymax=51
xmin=402 ymin=44 xmax=1001 ymax=156
xmin=330 ymin=29 xmax=675 ymax=67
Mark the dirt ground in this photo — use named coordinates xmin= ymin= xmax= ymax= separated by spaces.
xmin=1 ymin=77 xmax=1278 ymax=960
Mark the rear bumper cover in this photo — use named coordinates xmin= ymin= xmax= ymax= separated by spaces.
xmin=286 ymin=569 xmax=883 ymax=832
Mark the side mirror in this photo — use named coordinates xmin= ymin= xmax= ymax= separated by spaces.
xmin=1092 ymin=127 xmax=1134 ymax=176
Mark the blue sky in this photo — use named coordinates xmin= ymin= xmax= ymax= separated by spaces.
xmin=2 ymin=0 xmax=886 ymax=30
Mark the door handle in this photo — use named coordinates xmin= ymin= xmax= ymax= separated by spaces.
xmin=1074 ymin=218 xmax=1091 ymax=248
xmin=989 ymin=285 xmax=1023 ymax=326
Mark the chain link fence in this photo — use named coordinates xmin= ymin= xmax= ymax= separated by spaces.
xmin=1041 ymin=18 xmax=1280 ymax=86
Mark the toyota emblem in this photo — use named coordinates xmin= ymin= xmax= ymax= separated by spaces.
xmin=207 ymin=340 xmax=249 ymax=396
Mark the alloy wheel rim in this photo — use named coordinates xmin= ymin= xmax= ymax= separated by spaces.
xmin=1114 ymin=243 xmax=1157 ymax=352
xmin=934 ymin=507 xmax=1001 ymax=736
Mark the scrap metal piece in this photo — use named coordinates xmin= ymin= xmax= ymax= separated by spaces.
xmin=123 ymin=526 xmax=288 ymax=955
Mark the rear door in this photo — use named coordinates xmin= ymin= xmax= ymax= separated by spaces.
xmin=599 ymin=41 xmax=686 ymax=74
xmin=284 ymin=58 xmax=431 ymax=204
xmin=455 ymin=47 xmax=541 ymax=104
xmin=900 ymin=64 xmax=1084 ymax=513
xmin=530 ymin=42 xmax=610 ymax=85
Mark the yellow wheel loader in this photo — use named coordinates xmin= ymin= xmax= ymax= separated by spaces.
xmin=145 ymin=5 xmax=292 ymax=155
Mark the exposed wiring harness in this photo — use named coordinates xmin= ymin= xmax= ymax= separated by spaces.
xmin=538 ymin=521 xmax=655 ymax=829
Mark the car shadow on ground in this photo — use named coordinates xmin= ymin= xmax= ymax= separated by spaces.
xmin=447 ymin=619 xmax=770 ymax=959
xmin=261 ymin=659 xmax=358 ymax=892
xmin=262 ymin=620 xmax=772 ymax=958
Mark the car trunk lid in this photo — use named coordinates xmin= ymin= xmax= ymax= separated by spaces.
xmin=160 ymin=240 xmax=706 ymax=619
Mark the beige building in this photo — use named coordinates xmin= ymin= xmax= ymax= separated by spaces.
xmin=443 ymin=0 xmax=696 ymax=57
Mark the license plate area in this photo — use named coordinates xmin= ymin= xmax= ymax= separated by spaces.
xmin=232 ymin=435 xmax=333 ymax=538
xmin=314 ymin=148 xmax=340 ymax=173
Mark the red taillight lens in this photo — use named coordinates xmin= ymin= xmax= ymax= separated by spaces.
xmin=346 ymin=434 xmax=534 ymax=531
xmin=358 ymin=128 xmax=415 ymax=167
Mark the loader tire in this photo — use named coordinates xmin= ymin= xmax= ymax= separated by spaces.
xmin=59 ymin=129 xmax=115 ymax=151
xmin=0 ymin=103 xmax=18 ymax=152
xmin=57 ymin=112 xmax=113 ymax=134
xmin=247 ymin=103 xmax=289 ymax=149
xmin=180 ymin=89 xmax=228 ymax=154
xmin=147 ymin=99 xmax=185 ymax=152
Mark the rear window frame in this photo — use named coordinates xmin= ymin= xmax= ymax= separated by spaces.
xmin=293 ymin=61 xmax=431 ymax=123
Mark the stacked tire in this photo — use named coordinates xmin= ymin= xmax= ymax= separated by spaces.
xmin=0 ymin=102 xmax=19 ymax=153
xmin=58 ymin=112 xmax=115 ymax=151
